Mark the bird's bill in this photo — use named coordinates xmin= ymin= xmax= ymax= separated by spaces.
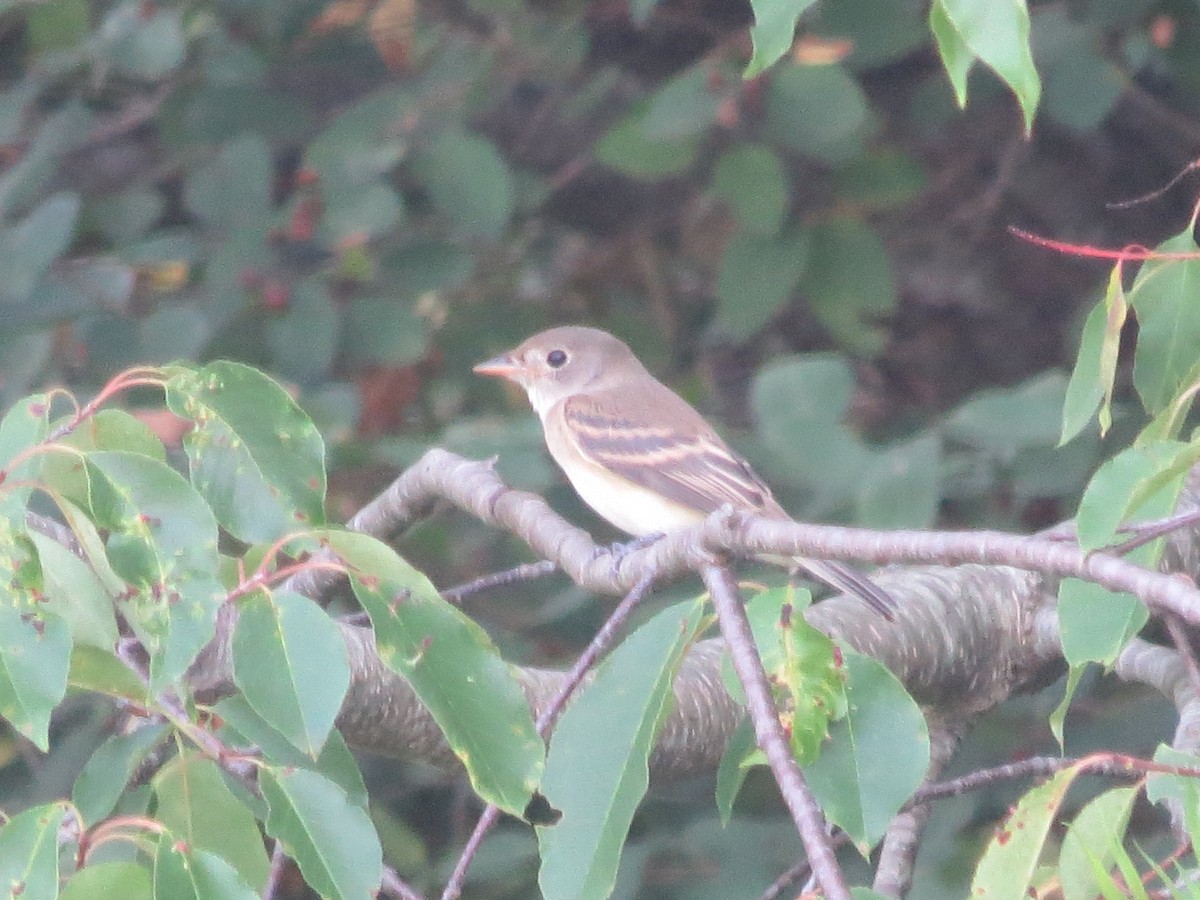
xmin=473 ymin=354 xmax=521 ymax=380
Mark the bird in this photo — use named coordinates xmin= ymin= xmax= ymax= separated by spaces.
xmin=473 ymin=325 xmax=895 ymax=618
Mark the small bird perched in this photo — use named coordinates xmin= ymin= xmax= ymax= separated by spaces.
xmin=474 ymin=326 xmax=895 ymax=618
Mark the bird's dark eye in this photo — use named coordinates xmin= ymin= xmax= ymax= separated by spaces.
xmin=546 ymin=349 xmax=568 ymax=369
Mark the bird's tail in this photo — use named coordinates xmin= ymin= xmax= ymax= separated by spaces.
xmin=793 ymin=558 xmax=896 ymax=620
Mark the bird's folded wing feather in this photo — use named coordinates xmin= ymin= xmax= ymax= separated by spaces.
xmin=561 ymin=393 xmax=780 ymax=515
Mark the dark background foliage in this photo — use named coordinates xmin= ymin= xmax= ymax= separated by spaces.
xmin=3 ymin=0 xmax=1199 ymax=895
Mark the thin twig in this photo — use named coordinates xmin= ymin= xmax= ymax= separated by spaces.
xmin=701 ymin=563 xmax=850 ymax=900
xmin=440 ymin=559 xmax=558 ymax=605
xmin=440 ymin=573 xmax=658 ymax=900
xmin=758 ymin=830 xmax=851 ymax=900
xmin=380 ymin=865 xmax=426 ymax=900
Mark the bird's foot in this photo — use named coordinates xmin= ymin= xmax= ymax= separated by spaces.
xmin=595 ymin=532 xmax=666 ymax=565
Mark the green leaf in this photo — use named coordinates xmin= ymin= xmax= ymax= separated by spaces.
xmin=1057 ymin=579 xmax=1147 ymax=668
xmin=746 ymin=0 xmax=819 ymax=77
xmin=537 ymin=599 xmax=705 ymax=900
xmin=929 ymin=0 xmax=975 ymax=108
xmin=153 ymin=751 xmax=272 ymax=891
xmin=0 ymin=802 xmax=69 ymax=900
xmin=640 ymin=67 xmax=722 ymax=141
xmin=1059 ymin=786 xmax=1138 ymax=900
xmin=61 ymin=862 xmax=152 ymax=900
xmin=1062 ymin=271 xmax=1126 ymax=444
xmin=804 ymin=218 xmax=895 ymax=354
xmin=0 ymin=604 xmax=71 ymax=751
xmin=713 ymin=228 xmax=809 ymax=339
xmin=233 ymin=590 xmax=350 ymax=758
xmin=166 ymin=361 xmax=327 ymax=543
xmin=214 ymin=695 xmax=368 ymax=809
xmin=99 ymin=4 xmax=186 ymax=79
xmin=267 ymin=279 xmax=340 ymax=384
xmin=595 ymin=113 xmax=702 ymax=180
xmin=0 ymin=392 xmax=50 ymax=514
xmin=1074 ymin=440 xmax=1196 ymax=551
xmin=856 ymin=432 xmax=940 ymax=529
xmin=714 ymin=718 xmax=756 ymax=826
xmin=28 ymin=531 xmax=120 ymax=651
xmin=261 ymin=767 xmax=383 ymax=900
xmin=72 ymin=722 xmax=168 ymax=825
xmin=184 ymin=133 xmax=272 ymax=229
xmin=1128 ymin=229 xmax=1200 ymax=415
xmin=711 ymin=145 xmax=787 ymax=235
xmin=329 ymin=531 xmax=543 ymax=816
xmin=931 ymin=0 xmax=1041 ymax=133
xmin=0 ymin=192 xmax=80 ymax=306
xmin=409 ymin=131 xmax=513 ymax=239
xmin=944 ymin=372 xmax=1067 ymax=459
xmin=764 ymin=64 xmax=873 ymax=164
xmin=341 ymin=297 xmax=428 ymax=367
xmin=153 ymin=832 xmax=259 ymax=900
xmin=803 ymin=649 xmax=928 ymax=850
xmin=68 ymin=645 xmax=146 ymax=700
xmin=971 ymin=765 xmax=1082 ymax=899
xmin=82 ymin=451 xmax=224 ymax=690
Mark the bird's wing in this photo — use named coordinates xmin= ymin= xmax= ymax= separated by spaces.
xmin=560 ymin=391 xmax=780 ymax=515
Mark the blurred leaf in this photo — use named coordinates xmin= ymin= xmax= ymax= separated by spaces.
xmin=930 ymin=0 xmax=1041 ymax=132
xmin=322 ymin=181 xmax=405 ymax=242
xmin=97 ymin=3 xmax=186 ymax=79
xmin=26 ymin=0 xmax=89 ymax=56
xmin=944 ymin=372 xmax=1067 ymax=458
xmin=185 ymin=133 xmax=272 ymax=230
xmin=305 ymin=88 xmax=409 ymax=190
xmin=61 ymin=862 xmax=152 ymax=900
xmin=68 ymin=645 xmax=145 ymax=699
xmin=1062 ymin=271 xmax=1126 ymax=444
xmin=1035 ymin=7 xmax=1125 ymax=131
xmin=1057 ymin=579 xmax=1147 ymax=668
xmin=0 ymin=101 xmax=90 ymax=219
xmin=538 ymin=599 xmax=705 ymax=900
xmin=595 ymin=106 xmax=702 ymax=179
xmin=764 ymin=64 xmax=873 ymax=164
xmin=1059 ymin=786 xmax=1137 ymax=900
xmin=713 ymin=228 xmax=809 ymax=338
xmin=0 ymin=802 xmax=69 ymax=899
xmin=971 ymin=765 xmax=1082 ymax=898
xmin=166 ymin=361 xmax=327 ymax=543
xmin=233 ymin=590 xmax=350 ymax=759
xmin=410 ymin=131 xmax=513 ymax=239
xmin=73 ymin=722 xmax=168 ymax=826
xmin=804 ymin=217 xmax=895 ymax=353
xmin=0 ymin=191 xmax=80 ymax=306
xmin=153 ymin=833 xmax=259 ymax=900
xmin=267 ymin=279 xmax=339 ymax=384
xmin=140 ymin=306 xmax=213 ymax=364
xmin=752 ymin=355 xmax=871 ymax=507
xmin=164 ymin=84 xmax=314 ymax=148
xmin=813 ymin=0 xmax=929 ymax=69
xmin=0 ymin=392 xmax=50 ymax=509
xmin=153 ymin=751 xmax=272 ymax=891
xmin=329 ymin=531 xmax=544 ymax=816
xmin=746 ymin=0 xmax=819 ymax=77
xmin=342 ymin=297 xmax=428 ymax=367
xmin=804 ymin=648 xmax=928 ymax=850
xmin=261 ymin=766 xmax=383 ymax=900
xmin=832 ymin=150 xmax=927 ymax=210
xmin=856 ymin=432 xmax=940 ymax=529
xmin=711 ymin=144 xmax=787 ymax=235
xmin=1129 ymin=229 xmax=1200 ymax=415
xmin=381 ymin=240 xmax=474 ymax=302
xmin=641 ymin=67 xmax=722 ymax=141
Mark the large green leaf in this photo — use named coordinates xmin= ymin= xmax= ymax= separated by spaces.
xmin=713 ymin=228 xmax=809 ymax=339
xmin=1058 ymin=786 xmax=1138 ymax=900
xmin=29 ymin=531 xmax=119 ymax=651
xmin=61 ymin=862 xmax=152 ymax=900
xmin=930 ymin=0 xmax=1041 ymax=132
xmin=711 ymin=144 xmax=787 ymax=235
xmin=166 ymin=361 xmax=327 ymax=543
xmin=261 ymin=766 xmax=382 ymax=900
xmin=0 ymin=802 xmax=69 ymax=900
xmin=804 ymin=217 xmax=895 ymax=354
xmin=329 ymin=531 xmax=543 ymax=816
xmin=0 ymin=602 xmax=71 ymax=751
xmin=0 ymin=192 xmax=80 ymax=306
xmin=537 ymin=599 xmax=705 ymax=900
xmin=153 ymin=832 xmax=259 ymax=900
xmin=803 ymin=649 xmax=928 ymax=850
xmin=232 ymin=590 xmax=350 ymax=758
xmin=72 ymin=722 xmax=168 ymax=825
xmin=745 ymin=0 xmax=819 ymax=77
xmin=764 ymin=64 xmax=874 ymax=164
xmin=81 ymin=451 xmax=224 ymax=690
xmin=152 ymin=751 xmax=272 ymax=892
xmin=409 ymin=131 xmax=513 ymax=239
xmin=1128 ymin=229 xmax=1200 ymax=415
